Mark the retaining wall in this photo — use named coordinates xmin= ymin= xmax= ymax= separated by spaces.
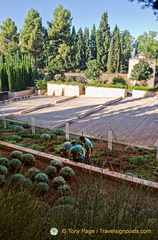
xmin=8 ymin=87 xmax=35 ymax=99
xmin=85 ymin=86 xmax=127 ymax=98
xmin=47 ymin=83 xmax=83 ymax=96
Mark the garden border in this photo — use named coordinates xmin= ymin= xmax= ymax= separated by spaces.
xmin=0 ymin=141 xmax=158 ymax=191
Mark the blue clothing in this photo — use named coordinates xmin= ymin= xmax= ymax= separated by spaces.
xmin=84 ymin=138 xmax=94 ymax=150
xmin=70 ymin=145 xmax=84 ymax=160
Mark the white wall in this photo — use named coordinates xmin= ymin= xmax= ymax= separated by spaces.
xmin=85 ymin=86 xmax=127 ymax=98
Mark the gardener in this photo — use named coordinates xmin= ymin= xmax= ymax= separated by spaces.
xmin=79 ymin=136 xmax=94 ymax=164
xmin=69 ymin=140 xmax=85 ymax=162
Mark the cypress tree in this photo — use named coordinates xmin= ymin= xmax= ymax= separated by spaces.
xmin=75 ymin=28 xmax=85 ymax=70
xmin=107 ymin=25 xmax=121 ymax=73
xmin=96 ymin=12 xmax=110 ymax=72
xmin=83 ymin=27 xmax=91 ymax=64
xmin=90 ymin=24 xmax=97 ymax=60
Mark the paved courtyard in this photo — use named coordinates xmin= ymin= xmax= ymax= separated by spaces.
xmin=0 ymin=95 xmax=158 ymax=148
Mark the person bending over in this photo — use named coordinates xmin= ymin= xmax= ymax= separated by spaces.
xmin=69 ymin=140 xmax=85 ymax=162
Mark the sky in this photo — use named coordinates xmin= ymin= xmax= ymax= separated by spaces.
xmin=0 ymin=0 xmax=158 ymax=39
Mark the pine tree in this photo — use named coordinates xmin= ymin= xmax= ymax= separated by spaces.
xmin=48 ymin=4 xmax=72 ymax=58
xmin=20 ymin=9 xmax=43 ymax=68
xmin=0 ymin=18 xmax=19 ymax=54
xmin=107 ymin=25 xmax=121 ymax=73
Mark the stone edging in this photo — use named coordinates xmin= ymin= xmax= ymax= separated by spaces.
xmin=0 ymin=141 xmax=158 ymax=191
xmin=20 ymin=96 xmax=78 ymax=114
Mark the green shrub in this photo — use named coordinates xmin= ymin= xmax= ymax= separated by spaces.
xmin=86 ymin=82 xmax=127 ymax=89
xmin=0 ymin=166 xmax=8 ymax=176
xmin=21 ymin=154 xmax=36 ymax=165
xmin=142 ymin=150 xmax=150 ymax=155
xmin=52 ymin=176 xmax=65 ymax=189
xmin=58 ymin=185 xmax=71 ymax=197
xmin=17 ymin=144 xmax=27 ymax=147
xmin=10 ymin=150 xmax=23 ymax=160
xmin=21 ymin=123 xmax=30 ymax=128
xmin=31 ymin=133 xmax=41 ymax=139
xmin=10 ymin=174 xmax=25 ymax=183
xmin=0 ymin=157 xmax=9 ymax=167
xmin=18 ymin=130 xmax=30 ymax=137
xmin=18 ymin=178 xmax=33 ymax=190
xmin=59 ymin=166 xmax=75 ymax=180
xmin=54 ymin=196 xmax=76 ymax=206
xmin=29 ymin=144 xmax=44 ymax=152
xmin=127 ymin=156 xmax=147 ymax=165
xmin=10 ymin=125 xmax=25 ymax=132
xmin=9 ymin=159 xmax=22 ymax=171
xmin=0 ymin=174 xmax=6 ymax=186
xmin=45 ymin=131 xmax=57 ymax=139
xmin=9 ymin=135 xmax=22 ymax=142
xmin=112 ymin=76 xmax=126 ymax=85
xmin=62 ymin=142 xmax=72 ymax=150
xmin=138 ymin=148 xmax=144 ymax=152
xmin=50 ymin=159 xmax=63 ymax=171
xmin=45 ymin=166 xmax=57 ymax=178
xmin=27 ymin=167 xmax=41 ymax=180
xmin=35 ymin=182 xmax=49 ymax=195
xmin=34 ymin=173 xmax=49 ymax=183
xmin=125 ymin=146 xmax=135 ymax=154
xmin=54 ymin=129 xmax=65 ymax=136
xmin=51 ymin=204 xmax=76 ymax=218
xmin=40 ymin=133 xmax=51 ymax=141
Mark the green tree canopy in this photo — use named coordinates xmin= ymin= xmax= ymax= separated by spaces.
xmin=136 ymin=31 xmax=158 ymax=59
xmin=131 ymin=60 xmax=153 ymax=81
xmin=48 ymin=4 xmax=72 ymax=57
xmin=84 ymin=60 xmax=101 ymax=80
xmin=20 ymin=9 xmax=43 ymax=64
xmin=47 ymin=58 xmax=65 ymax=78
xmin=0 ymin=18 xmax=19 ymax=53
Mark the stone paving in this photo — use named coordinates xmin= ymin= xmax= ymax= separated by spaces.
xmin=0 ymin=95 xmax=158 ymax=148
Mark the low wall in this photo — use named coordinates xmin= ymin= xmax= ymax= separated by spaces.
xmin=85 ymin=86 xmax=127 ymax=98
xmin=47 ymin=83 xmax=83 ymax=97
xmin=132 ymin=90 xmax=155 ymax=98
xmin=8 ymin=87 xmax=35 ymax=99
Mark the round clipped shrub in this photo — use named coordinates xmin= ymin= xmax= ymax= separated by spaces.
xmin=51 ymin=204 xmax=75 ymax=218
xmin=35 ymin=182 xmax=49 ymax=195
xmin=40 ymin=133 xmax=51 ymax=141
xmin=27 ymin=167 xmax=41 ymax=180
xmin=45 ymin=131 xmax=57 ymax=139
xmin=0 ymin=174 xmax=6 ymax=186
xmin=112 ymin=76 xmax=126 ymax=85
xmin=18 ymin=130 xmax=30 ymax=137
xmin=54 ymin=196 xmax=76 ymax=206
xmin=58 ymin=185 xmax=71 ymax=197
xmin=125 ymin=146 xmax=135 ymax=154
xmin=59 ymin=166 xmax=75 ymax=180
xmin=52 ymin=176 xmax=65 ymax=189
xmin=9 ymin=159 xmax=22 ymax=171
xmin=62 ymin=142 xmax=72 ymax=150
xmin=10 ymin=150 xmax=23 ymax=160
xmin=10 ymin=174 xmax=25 ymax=183
xmin=13 ymin=125 xmax=25 ymax=132
xmin=128 ymin=156 xmax=147 ymax=165
xmin=18 ymin=178 xmax=33 ymax=190
xmin=45 ymin=166 xmax=57 ymax=178
xmin=34 ymin=173 xmax=49 ymax=183
xmin=21 ymin=153 xmax=36 ymax=165
xmin=0 ymin=157 xmax=9 ymax=167
xmin=54 ymin=129 xmax=65 ymax=136
xmin=50 ymin=159 xmax=63 ymax=171
xmin=8 ymin=135 xmax=22 ymax=142
xmin=0 ymin=165 xmax=8 ymax=176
